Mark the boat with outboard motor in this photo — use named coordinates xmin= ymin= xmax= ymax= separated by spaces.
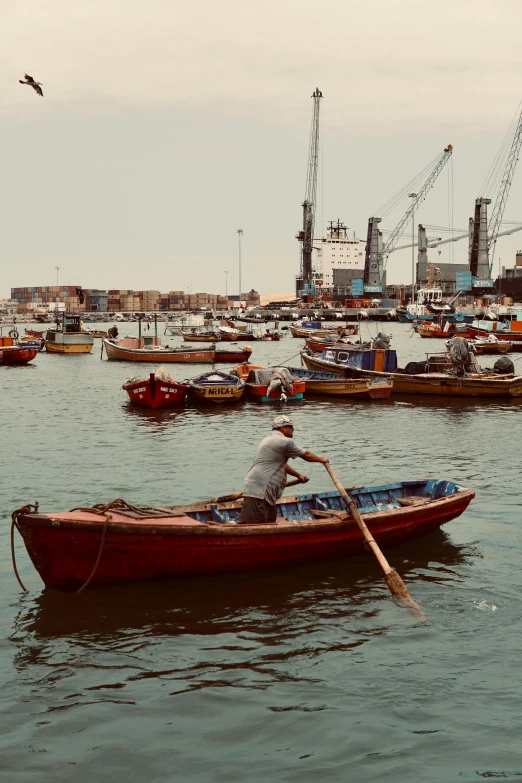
xmin=12 ymin=478 xmax=475 ymax=590
xmin=245 ymin=367 xmax=305 ymax=402
xmin=302 ymin=339 xmax=522 ymax=397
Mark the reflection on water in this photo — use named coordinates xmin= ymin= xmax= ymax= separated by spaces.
xmin=11 ymin=531 xmax=471 ymax=647
xmin=3 ymin=322 xmax=522 ymax=781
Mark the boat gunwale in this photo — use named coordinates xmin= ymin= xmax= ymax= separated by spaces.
xmin=16 ymin=488 xmax=476 ymax=537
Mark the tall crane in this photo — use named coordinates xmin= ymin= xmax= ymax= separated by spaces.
xmin=469 ymin=105 xmax=522 ymax=288
xmin=364 ymin=145 xmax=453 ymax=292
xmin=296 ymin=88 xmax=323 ymax=294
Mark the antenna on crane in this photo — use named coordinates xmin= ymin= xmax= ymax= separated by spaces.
xmin=296 ymin=88 xmax=323 ymax=297
xmin=363 ymin=145 xmax=453 ymax=294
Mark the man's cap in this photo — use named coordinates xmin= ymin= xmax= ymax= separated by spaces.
xmin=272 ymin=415 xmax=293 ymax=429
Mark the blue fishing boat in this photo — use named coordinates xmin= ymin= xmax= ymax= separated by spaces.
xmin=301 ymin=345 xmax=398 ymax=377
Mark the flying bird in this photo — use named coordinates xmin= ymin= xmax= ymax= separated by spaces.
xmin=19 ymin=74 xmax=43 ymax=97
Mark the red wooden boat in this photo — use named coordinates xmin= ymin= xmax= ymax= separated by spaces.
xmin=468 ymin=325 xmax=522 ymax=342
xmin=12 ymin=479 xmax=475 ymax=591
xmin=0 ymin=336 xmax=38 ymax=366
xmin=123 ymin=366 xmax=188 ymax=408
xmin=214 ymin=345 xmax=252 ymax=363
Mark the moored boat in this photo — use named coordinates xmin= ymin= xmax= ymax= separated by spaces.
xmin=12 ymin=478 xmax=475 ymax=590
xmin=182 ymin=330 xmax=222 ymax=342
xmin=123 ymin=366 xmax=188 ymax=408
xmin=104 ymin=337 xmax=215 ymax=363
xmin=188 ymin=370 xmax=246 ymax=403
xmin=280 ymin=366 xmax=393 ymax=398
xmin=245 ymin=367 xmax=305 ymax=402
xmin=213 ymin=345 xmax=253 ymax=363
xmin=290 ymin=323 xmax=359 ymax=339
xmin=302 ymin=345 xmax=522 ymax=397
xmin=0 ymin=335 xmax=38 ymax=366
xmin=44 ymin=314 xmax=93 ymax=354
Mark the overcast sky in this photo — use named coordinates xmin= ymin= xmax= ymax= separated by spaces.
xmin=2 ymin=0 xmax=522 ymax=299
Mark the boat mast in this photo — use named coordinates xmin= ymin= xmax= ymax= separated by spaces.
xmin=297 ymin=88 xmax=323 ymax=296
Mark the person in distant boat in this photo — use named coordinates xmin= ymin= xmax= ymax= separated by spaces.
xmin=240 ymin=415 xmax=329 ymax=524
xmin=108 ymin=325 xmax=119 ymax=339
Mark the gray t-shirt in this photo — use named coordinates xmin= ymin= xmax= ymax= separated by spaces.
xmin=243 ymin=430 xmax=306 ymax=506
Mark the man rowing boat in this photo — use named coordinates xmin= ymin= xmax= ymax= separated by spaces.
xmin=240 ymin=415 xmax=329 ymax=524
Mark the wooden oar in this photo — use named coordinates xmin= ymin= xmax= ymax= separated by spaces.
xmin=209 ymin=478 xmax=302 ymax=504
xmin=324 ymin=462 xmax=426 ymax=622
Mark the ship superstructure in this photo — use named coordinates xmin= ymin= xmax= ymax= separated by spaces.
xmin=314 ymin=220 xmax=366 ymax=291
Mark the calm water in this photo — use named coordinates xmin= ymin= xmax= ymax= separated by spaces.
xmin=1 ymin=322 xmax=522 ymax=782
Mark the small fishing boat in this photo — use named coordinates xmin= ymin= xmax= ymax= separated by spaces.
xmin=234 ymin=362 xmax=264 ymax=381
xmin=44 ymin=314 xmax=93 ymax=354
xmin=305 ymin=336 xmax=365 ymax=353
xmin=302 ymin=345 xmax=398 ymax=377
xmin=82 ymin=328 xmax=107 ymax=338
xmin=25 ymin=328 xmax=46 ymax=338
xmin=0 ymin=335 xmax=38 ymax=366
xmin=468 ymin=339 xmax=511 ymax=355
xmin=213 ymin=345 xmax=253 ymax=363
xmin=182 ymin=330 xmax=222 ymax=342
xmin=123 ymin=366 xmax=188 ymax=409
xmin=290 ymin=323 xmax=359 ymax=338
xmin=280 ymin=367 xmax=393 ymax=399
xmin=245 ymin=367 xmax=305 ymax=402
xmin=104 ymin=337 xmax=215 ymax=363
xmin=414 ymin=319 xmax=470 ymax=339
xmin=468 ymin=321 xmax=522 ymax=342
xmin=188 ymin=370 xmax=246 ymax=403
xmin=12 ymin=478 xmax=475 ymax=590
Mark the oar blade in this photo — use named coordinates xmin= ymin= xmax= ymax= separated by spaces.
xmin=385 ymin=569 xmax=426 ymax=622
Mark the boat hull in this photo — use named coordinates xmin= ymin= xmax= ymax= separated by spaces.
xmin=0 ymin=345 xmax=38 ymax=365
xmin=44 ymin=341 xmax=93 ymax=354
xmin=246 ymin=380 xmax=305 ymax=402
xmin=123 ymin=375 xmax=188 ymax=408
xmin=305 ymin=378 xmax=393 ymax=398
xmin=15 ymin=481 xmax=475 ymax=590
xmin=190 ymin=386 xmax=245 ymax=403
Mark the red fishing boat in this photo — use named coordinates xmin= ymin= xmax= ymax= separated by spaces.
xmin=123 ymin=366 xmax=188 ymax=408
xmin=12 ymin=478 xmax=475 ymax=591
xmin=0 ymin=335 xmax=38 ymax=366
xmin=214 ymin=345 xmax=252 ymax=363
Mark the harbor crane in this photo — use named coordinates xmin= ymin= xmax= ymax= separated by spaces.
xmin=363 ymin=145 xmax=453 ymax=293
xmin=296 ymin=88 xmax=323 ymax=295
xmin=469 ymin=104 xmax=522 ymax=290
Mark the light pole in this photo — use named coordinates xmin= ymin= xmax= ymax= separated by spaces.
xmin=237 ymin=229 xmax=243 ymax=310
xmin=55 ymin=266 xmax=60 ymax=286
xmin=223 ymin=270 xmax=228 ymax=298
xmin=408 ymin=194 xmax=417 ymax=304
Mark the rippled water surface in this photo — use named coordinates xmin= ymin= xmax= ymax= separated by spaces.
xmin=1 ymin=322 xmax=522 ymax=782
